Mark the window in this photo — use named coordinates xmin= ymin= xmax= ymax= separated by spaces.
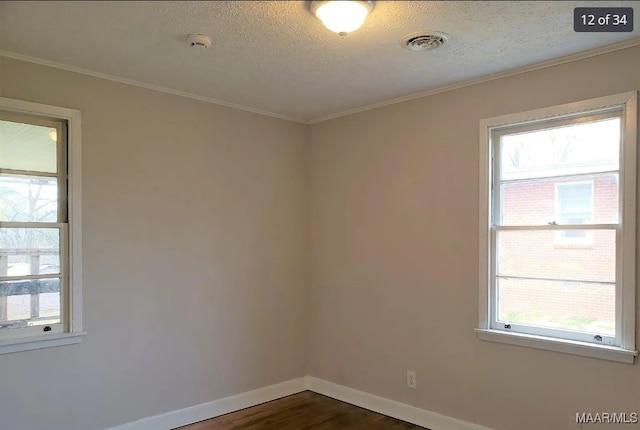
xmin=555 ymin=181 xmax=593 ymax=244
xmin=477 ymin=92 xmax=637 ymax=363
xmin=0 ymin=98 xmax=83 ymax=354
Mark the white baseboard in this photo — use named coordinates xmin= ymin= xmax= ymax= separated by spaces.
xmin=107 ymin=377 xmax=307 ymax=430
xmin=305 ymin=376 xmax=494 ymax=430
xmin=107 ymin=375 xmax=493 ymax=430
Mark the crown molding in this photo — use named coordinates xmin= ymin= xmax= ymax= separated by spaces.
xmin=0 ymin=50 xmax=307 ymax=124
xmin=308 ymin=37 xmax=640 ymax=124
xmin=2 ymin=37 xmax=639 ymax=126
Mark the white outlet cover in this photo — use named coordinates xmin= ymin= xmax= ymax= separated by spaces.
xmin=406 ymin=370 xmax=417 ymax=389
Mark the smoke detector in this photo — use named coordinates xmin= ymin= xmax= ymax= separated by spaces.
xmin=401 ymin=32 xmax=449 ymax=51
xmin=186 ymin=34 xmax=212 ymax=49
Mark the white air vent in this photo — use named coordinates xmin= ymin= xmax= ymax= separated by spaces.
xmin=401 ymin=32 xmax=449 ymax=51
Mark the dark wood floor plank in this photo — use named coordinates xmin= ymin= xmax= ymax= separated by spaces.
xmin=176 ymin=391 xmax=426 ymax=430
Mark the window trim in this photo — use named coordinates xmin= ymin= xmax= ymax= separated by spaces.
xmin=0 ymin=97 xmax=84 ymax=354
xmin=478 ymin=91 xmax=637 ymax=363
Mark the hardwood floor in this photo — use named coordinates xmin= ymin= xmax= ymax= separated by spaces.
xmin=176 ymin=391 xmax=426 ymax=430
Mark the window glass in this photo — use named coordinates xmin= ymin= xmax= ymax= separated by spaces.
xmin=499 ymin=174 xmax=617 ymax=226
xmin=1 ymin=279 xmax=61 ymax=328
xmin=0 ymin=175 xmax=58 ymax=222
xmin=497 ymin=278 xmax=615 ymax=337
xmin=496 ymin=229 xmax=615 ymax=283
xmin=500 ymin=117 xmax=620 ymax=181
xmin=0 ymin=120 xmax=58 ymax=173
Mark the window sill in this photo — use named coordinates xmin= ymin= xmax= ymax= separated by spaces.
xmin=475 ymin=329 xmax=637 ymax=363
xmin=0 ymin=332 xmax=85 ymax=355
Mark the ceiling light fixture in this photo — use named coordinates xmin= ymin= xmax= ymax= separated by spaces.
xmin=311 ymin=1 xmax=374 ymax=36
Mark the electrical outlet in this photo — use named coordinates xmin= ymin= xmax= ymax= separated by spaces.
xmin=406 ymin=370 xmax=417 ymax=389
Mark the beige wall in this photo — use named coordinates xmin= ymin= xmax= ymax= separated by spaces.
xmin=0 ymin=57 xmax=309 ymax=430
xmin=2 ymin=45 xmax=640 ymax=430
xmin=307 ymin=46 xmax=640 ymax=430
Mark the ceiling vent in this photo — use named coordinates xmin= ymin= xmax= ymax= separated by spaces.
xmin=401 ymin=32 xmax=449 ymax=52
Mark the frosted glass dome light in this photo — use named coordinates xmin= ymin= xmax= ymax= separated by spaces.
xmin=311 ymin=1 xmax=374 ymax=36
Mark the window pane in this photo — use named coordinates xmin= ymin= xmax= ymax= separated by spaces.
xmin=497 ymin=277 xmax=614 ymax=337
xmin=0 ymin=120 xmax=58 ymax=173
xmin=500 ymin=117 xmax=619 ymax=181
xmin=0 ymin=228 xmax=60 ymax=276
xmin=499 ymin=173 xmax=618 ymax=226
xmin=557 ymin=183 xmax=592 ymax=212
xmin=0 ymin=175 xmax=58 ymax=222
xmin=0 ymin=279 xmax=61 ymax=327
xmin=497 ymin=229 xmax=615 ymax=283
xmin=39 ymin=292 xmax=61 ymax=318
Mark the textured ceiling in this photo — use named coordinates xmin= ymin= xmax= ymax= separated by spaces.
xmin=0 ymin=1 xmax=639 ymax=122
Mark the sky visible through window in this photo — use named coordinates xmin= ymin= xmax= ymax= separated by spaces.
xmin=501 ymin=117 xmax=620 ymax=180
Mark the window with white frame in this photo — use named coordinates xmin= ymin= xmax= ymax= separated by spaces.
xmin=477 ymin=92 xmax=637 ymax=363
xmin=0 ymin=98 xmax=83 ymax=354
